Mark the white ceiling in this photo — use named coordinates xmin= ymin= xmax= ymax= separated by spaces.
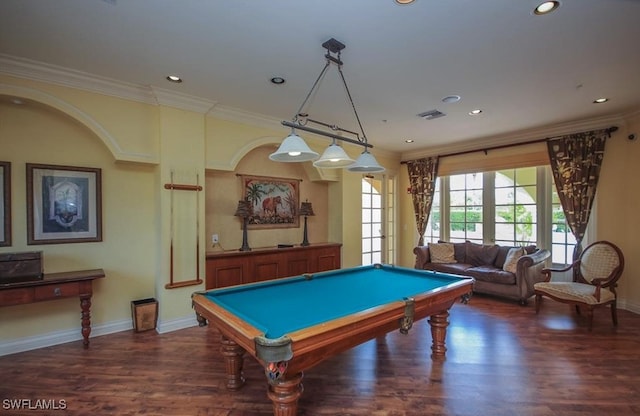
xmin=1 ymin=0 xmax=639 ymax=158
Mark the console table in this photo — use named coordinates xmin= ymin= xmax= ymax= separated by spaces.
xmin=205 ymin=243 xmax=341 ymax=289
xmin=0 ymin=269 xmax=105 ymax=348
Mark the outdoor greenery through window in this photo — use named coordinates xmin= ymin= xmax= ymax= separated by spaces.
xmin=449 ymin=173 xmax=483 ymax=244
xmin=423 ymin=166 xmax=576 ymax=265
xmin=495 ymin=167 xmax=537 ymax=247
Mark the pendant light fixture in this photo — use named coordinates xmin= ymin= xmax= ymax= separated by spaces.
xmin=271 ymin=38 xmax=385 ymax=173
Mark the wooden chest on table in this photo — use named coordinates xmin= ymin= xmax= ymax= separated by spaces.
xmin=0 ymin=251 xmax=44 ymax=284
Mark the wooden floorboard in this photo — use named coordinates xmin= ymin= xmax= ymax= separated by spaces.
xmin=1 ymin=294 xmax=640 ymax=415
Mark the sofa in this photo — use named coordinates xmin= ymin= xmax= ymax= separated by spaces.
xmin=414 ymin=241 xmax=551 ymax=305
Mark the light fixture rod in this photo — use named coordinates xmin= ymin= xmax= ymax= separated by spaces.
xmin=293 ymin=61 xmax=331 ymax=122
xmin=336 ymin=64 xmax=369 ymax=146
xmin=306 ymin=117 xmax=361 ymax=139
xmin=281 ymin=120 xmax=373 ymax=148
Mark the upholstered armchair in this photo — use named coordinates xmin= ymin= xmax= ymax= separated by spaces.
xmin=534 ymin=240 xmax=624 ymax=331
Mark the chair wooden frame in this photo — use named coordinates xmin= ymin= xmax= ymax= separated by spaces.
xmin=534 ymin=240 xmax=625 ymax=331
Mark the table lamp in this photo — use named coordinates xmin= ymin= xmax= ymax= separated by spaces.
xmin=299 ymin=200 xmax=315 ymax=246
xmin=234 ymin=200 xmax=252 ymax=251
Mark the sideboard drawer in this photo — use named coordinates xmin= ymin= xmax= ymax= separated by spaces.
xmin=34 ymin=283 xmax=80 ymax=301
xmin=0 ymin=287 xmax=35 ymax=305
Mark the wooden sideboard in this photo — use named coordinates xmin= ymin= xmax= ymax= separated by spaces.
xmin=0 ymin=269 xmax=105 ymax=348
xmin=205 ymin=243 xmax=341 ymax=289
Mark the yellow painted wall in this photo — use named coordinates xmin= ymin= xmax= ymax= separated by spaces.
xmin=0 ymin=98 xmax=157 ymax=338
xmin=595 ymin=114 xmax=640 ymax=310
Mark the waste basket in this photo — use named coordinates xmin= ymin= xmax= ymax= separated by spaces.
xmin=131 ymin=298 xmax=158 ymax=332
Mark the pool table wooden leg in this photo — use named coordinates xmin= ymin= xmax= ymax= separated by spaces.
xmin=220 ymin=336 xmax=246 ymax=390
xmin=267 ymin=372 xmax=304 ymax=416
xmin=428 ymin=310 xmax=450 ymax=361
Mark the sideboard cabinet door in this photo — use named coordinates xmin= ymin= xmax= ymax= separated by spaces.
xmin=205 ymin=243 xmax=342 ymax=289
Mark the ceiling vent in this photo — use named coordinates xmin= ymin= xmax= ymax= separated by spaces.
xmin=417 ymin=109 xmax=446 ymax=120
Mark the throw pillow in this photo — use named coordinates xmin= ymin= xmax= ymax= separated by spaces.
xmin=503 ymin=247 xmax=526 ymax=274
xmin=428 ymin=242 xmax=457 ymax=264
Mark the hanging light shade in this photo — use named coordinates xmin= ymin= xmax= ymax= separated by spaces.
xmin=312 ymin=142 xmax=355 ymax=168
xmin=269 ymin=130 xmax=319 ymax=162
xmin=347 ymin=150 xmax=385 ymax=173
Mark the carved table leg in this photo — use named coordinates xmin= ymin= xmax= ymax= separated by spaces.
xmin=80 ymin=295 xmax=92 ymax=349
xmin=196 ymin=312 xmax=208 ymax=327
xmin=220 ymin=336 xmax=246 ymax=390
xmin=428 ymin=310 xmax=450 ymax=361
xmin=267 ymin=372 xmax=304 ymax=416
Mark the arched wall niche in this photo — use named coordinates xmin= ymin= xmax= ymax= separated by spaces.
xmin=0 ymin=84 xmax=157 ymax=164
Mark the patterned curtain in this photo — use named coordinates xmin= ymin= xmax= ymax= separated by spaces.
xmin=406 ymin=157 xmax=439 ymax=246
xmin=547 ymin=128 xmax=610 ymax=262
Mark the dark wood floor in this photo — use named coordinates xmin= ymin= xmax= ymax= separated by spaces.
xmin=2 ymin=294 xmax=640 ymax=416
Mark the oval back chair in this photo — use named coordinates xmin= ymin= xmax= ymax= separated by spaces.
xmin=534 ymin=240 xmax=625 ymax=331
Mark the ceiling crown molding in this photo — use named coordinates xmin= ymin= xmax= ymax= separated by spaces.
xmin=150 ymin=86 xmax=217 ymax=114
xmin=401 ymin=112 xmax=627 ymax=161
xmin=0 ymin=53 xmax=157 ymax=104
xmin=207 ymin=104 xmax=283 ymax=132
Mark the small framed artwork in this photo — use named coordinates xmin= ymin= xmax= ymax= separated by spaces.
xmin=240 ymin=175 xmax=301 ymax=229
xmin=0 ymin=161 xmax=11 ymax=247
xmin=26 ymin=163 xmax=102 ymax=245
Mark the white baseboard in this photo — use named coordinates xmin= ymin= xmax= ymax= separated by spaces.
xmin=156 ymin=314 xmax=199 ymax=334
xmin=619 ymin=298 xmax=640 ymax=314
xmin=0 ymin=314 xmax=198 ymax=357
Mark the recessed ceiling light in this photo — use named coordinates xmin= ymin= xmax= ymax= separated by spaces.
xmin=271 ymin=77 xmax=286 ymax=85
xmin=11 ymin=98 xmax=24 ymax=105
xmin=593 ymin=97 xmax=609 ymax=104
xmin=166 ymin=75 xmax=183 ymax=83
xmin=442 ymin=95 xmax=461 ymax=104
xmin=469 ymin=109 xmax=483 ymax=115
xmin=395 ymin=0 xmax=415 ymax=4
xmin=534 ymin=1 xmax=560 ymax=15
xmin=405 ymin=139 xmax=414 ymax=143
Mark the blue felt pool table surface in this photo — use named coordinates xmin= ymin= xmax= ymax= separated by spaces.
xmin=201 ymin=264 xmax=469 ymax=339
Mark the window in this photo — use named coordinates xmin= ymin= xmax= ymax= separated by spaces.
xmin=495 ymin=167 xmax=537 ymax=246
xmin=425 ymin=166 xmax=576 ymax=265
xmin=362 ymin=177 xmax=382 ymax=265
xmin=423 ymin=178 xmax=440 ymax=244
xmin=362 ymin=175 xmax=396 ymax=265
xmin=449 ymin=173 xmax=483 ymax=243
xmin=551 ymin=182 xmax=576 ymax=264
xmin=385 ymin=176 xmax=396 ymax=265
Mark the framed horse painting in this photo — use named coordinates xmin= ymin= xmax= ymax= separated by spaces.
xmin=240 ymin=175 xmax=300 ymax=229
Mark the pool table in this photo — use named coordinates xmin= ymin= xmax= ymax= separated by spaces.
xmin=191 ymin=264 xmax=473 ymax=416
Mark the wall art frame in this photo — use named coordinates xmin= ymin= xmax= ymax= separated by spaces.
xmin=27 ymin=163 xmax=102 ymax=245
xmin=0 ymin=161 xmax=11 ymax=247
xmin=240 ymin=174 xmax=301 ymax=229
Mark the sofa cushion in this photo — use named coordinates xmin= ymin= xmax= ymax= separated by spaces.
xmin=428 ymin=242 xmax=456 ymax=263
xmin=466 ymin=266 xmax=516 ymax=285
xmin=465 ymin=242 xmax=500 ymax=267
xmin=503 ymin=247 xmax=526 ymax=273
xmin=424 ymin=262 xmax=473 ymax=274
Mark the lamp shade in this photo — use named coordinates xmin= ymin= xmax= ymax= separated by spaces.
xmin=234 ymin=200 xmax=252 ymax=218
xmin=312 ymin=143 xmax=355 ymax=168
xmin=299 ymin=201 xmax=315 ymax=216
xmin=347 ymin=150 xmax=385 ymax=173
xmin=269 ymin=132 xmax=319 ymax=162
